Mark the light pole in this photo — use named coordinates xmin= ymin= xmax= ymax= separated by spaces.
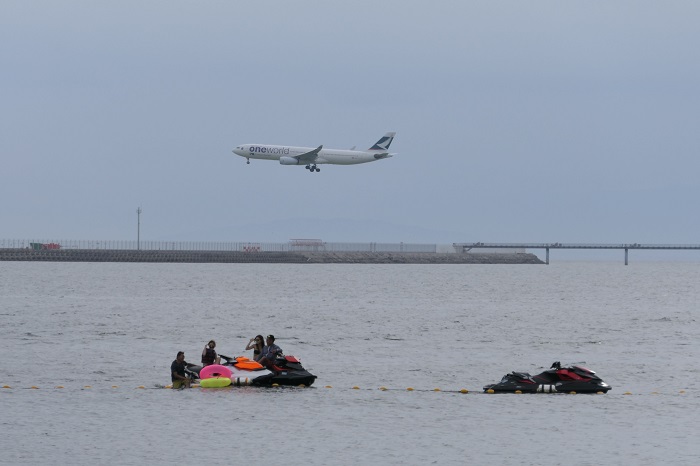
xmin=137 ymin=207 xmax=142 ymax=250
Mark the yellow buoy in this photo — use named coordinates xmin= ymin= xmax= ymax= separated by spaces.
xmin=379 ymin=386 xmax=387 ymax=391
xmin=569 ymin=391 xmax=577 ymax=395
xmin=352 ymin=386 xmax=360 ymax=390
xmin=460 ymin=389 xmax=468 ymax=394
xmin=136 ymin=386 xmax=145 ymax=389
xmin=596 ymin=391 xmax=604 ymax=395
xmin=406 ymin=387 xmax=414 ymax=391
xmin=84 ymin=385 xmax=92 ymax=389
xmin=55 ymin=386 xmax=64 ymax=389
xmin=433 ymin=388 xmax=441 ymax=392
xmin=165 ymin=385 xmax=172 ymax=389
xmin=112 ymin=385 xmax=119 ymax=389
xmin=486 ymin=389 xmax=495 ymax=394
xmin=30 ymin=386 xmax=39 ymax=389
xmin=514 ymin=390 xmax=522 ymax=394
xmin=624 ymin=391 xmax=632 ymax=395
xmin=679 ymin=390 xmax=686 ymax=394
xmin=2 ymin=385 xmax=11 ymax=389
xmin=271 ymin=383 xmax=279 ymax=387
xmin=325 ymin=385 xmax=332 ymax=388
xmin=298 ymin=384 xmax=305 ymax=388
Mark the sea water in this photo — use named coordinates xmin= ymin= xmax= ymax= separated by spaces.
xmin=1 ymin=261 xmax=699 ymax=465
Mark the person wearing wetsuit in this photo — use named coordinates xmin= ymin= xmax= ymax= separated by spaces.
xmin=201 ymin=340 xmax=220 ymax=366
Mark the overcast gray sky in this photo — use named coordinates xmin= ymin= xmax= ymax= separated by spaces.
xmin=2 ymin=1 xmax=699 ymax=245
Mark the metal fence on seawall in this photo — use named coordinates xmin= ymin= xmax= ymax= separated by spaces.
xmin=0 ymin=239 xmax=438 ymax=253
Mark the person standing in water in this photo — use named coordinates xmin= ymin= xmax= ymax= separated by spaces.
xmin=171 ymin=351 xmax=191 ymax=389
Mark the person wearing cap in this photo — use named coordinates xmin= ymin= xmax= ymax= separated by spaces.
xmin=171 ymin=351 xmax=191 ymax=389
xmin=258 ymin=335 xmax=282 ymax=369
xmin=201 ymin=340 xmax=220 ymax=366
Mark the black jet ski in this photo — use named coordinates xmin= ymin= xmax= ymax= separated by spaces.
xmin=483 ymin=362 xmax=611 ymax=394
xmin=228 ymin=354 xmax=317 ymax=387
xmin=187 ymin=354 xmax=317 ymax=387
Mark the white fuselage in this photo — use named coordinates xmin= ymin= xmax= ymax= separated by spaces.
xmin=232 ymin=144 xmax=390 ymax=165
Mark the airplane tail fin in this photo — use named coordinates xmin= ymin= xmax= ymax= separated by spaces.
xmin=368 ymin=132 xmax=396 ymax=151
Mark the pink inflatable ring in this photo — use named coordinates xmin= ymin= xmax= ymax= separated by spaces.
xmin=199 ymin=364 xmax=233 ymax=379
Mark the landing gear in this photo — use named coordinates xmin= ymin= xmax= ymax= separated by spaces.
xmin=246 ymin=158 xmax=250 ymax=165
xmin=305 ymin=164 xmax=320 ymax=173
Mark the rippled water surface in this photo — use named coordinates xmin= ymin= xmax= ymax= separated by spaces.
xmin=1 ymin=261 xmax=699 ymax=465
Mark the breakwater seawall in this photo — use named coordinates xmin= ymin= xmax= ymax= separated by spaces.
xmin=0 ymin=249 xmax=544 ymax=264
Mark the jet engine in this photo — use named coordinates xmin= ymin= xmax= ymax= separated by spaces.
xmin=279 ymin=156 xmax=299 ymax=165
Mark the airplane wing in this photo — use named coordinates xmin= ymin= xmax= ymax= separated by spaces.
xmin=295 ymin=145 xmax=323 ymax=163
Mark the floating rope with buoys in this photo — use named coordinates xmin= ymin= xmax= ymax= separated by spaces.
xmin=0 ymin=383 xmax=690 ymax=395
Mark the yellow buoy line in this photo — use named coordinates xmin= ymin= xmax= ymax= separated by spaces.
xmin=0 ymin=383 xmax=691 ymax=395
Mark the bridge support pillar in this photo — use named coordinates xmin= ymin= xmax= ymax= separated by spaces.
xmin=545 ymin=247 xmax=550 ymax=265
xmin=625 ymin=248 xmax=629 ymax=266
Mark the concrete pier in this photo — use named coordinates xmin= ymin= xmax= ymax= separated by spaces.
xmin=0 ymin=248 xmax=544 ymax=264
xmin=454 ymin=242 xmax=700 ymax=264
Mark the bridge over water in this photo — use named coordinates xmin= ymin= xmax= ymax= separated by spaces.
xmin=453 ymin=243 xmax=700 ymax=265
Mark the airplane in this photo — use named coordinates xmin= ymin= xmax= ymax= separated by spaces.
xmin=232 ymin=132 xmax=396 ymax=173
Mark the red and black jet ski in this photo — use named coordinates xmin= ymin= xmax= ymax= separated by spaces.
xmin=227 ymin=354 xmax=317 ymax=387
xmin=483 ymin=362 xmax=611 ymax=394
xmin=187 ymin=354 xmax=316 ymax=387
